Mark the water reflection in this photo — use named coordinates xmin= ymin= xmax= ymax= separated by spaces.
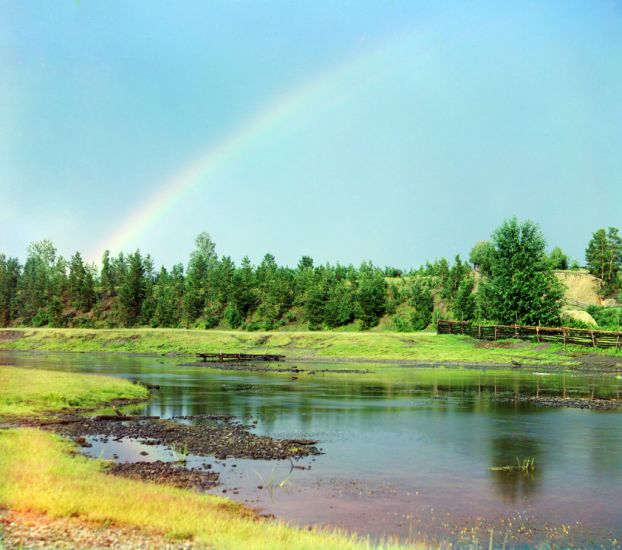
xmin=489 ymin=434 xmax=542 ymax=503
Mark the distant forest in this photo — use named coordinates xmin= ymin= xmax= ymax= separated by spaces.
xmin=0 ymin=219 xmax=620 ymax=331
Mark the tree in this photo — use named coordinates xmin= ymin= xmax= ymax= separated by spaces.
xmin=585 ymin=229 xmax=609 ymax=281
xmin=68 ymin=252 xmax=95 ymax=312
xmin=478 ymin=218 xmax=564 ymax=326
xmin=100 ymin=250 xmax=115 ymax=297
xmin=0 ymin=255 xmax=20 ymax=326
xmin=586 ymin=227 xmax=622 ymax=296
xmin=454 ymin=277 xmax=476 ymax=321
xmin=548 ymin=247 xmax=569 ymax=270
xmin=185 ymin=232 xmax=218 ymax=324
xmin=447 ymin=254 xmax=467 ymax=303
xmin=18 ymin=240 xmax=63 ymax=324
xmin=325 ymin=279 xmax=354 ymax=328
xmin=411 ymin=279 xmax=433 ymax=330
xmin=356 ymin=263 xmax=387 ymax=329
xmin=232 ymin=256 xmax=258 ymax=321
xmin=304 ymin=276 xmax=327 ymax=330
xmin=119 ymin=251 xmax=146 ymax=326
xmin=469 ymin=241 xmax=495 ymax=276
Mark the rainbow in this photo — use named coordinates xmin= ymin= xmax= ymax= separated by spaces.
xmin=89 ymin=28 xmax=419 ymax=262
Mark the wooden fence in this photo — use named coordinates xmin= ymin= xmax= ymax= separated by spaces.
xmin=437 ymin=319 xmax=622 ymax=351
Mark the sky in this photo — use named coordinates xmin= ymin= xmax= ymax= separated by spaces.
xmin=1 ymin=0 xmax=621 ymax=268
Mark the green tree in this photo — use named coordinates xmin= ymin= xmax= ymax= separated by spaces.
xmin=68 ymin=252 xmax=95 ymax=312
xmin=119 ymin=251 xmax=146 ymax=326
xmin=325 ymin=279 xmax=354 ymax=328
xmin=478 ymin=218 xmax=564 ymax=325
xmin=411 ymin=279 xmax=433 ymax=330
xmin=586 ymin=229 xmax=608 ymax=281
xmin=586 ymin=227 xmax=622 ymax=296
xmin=0 ymin=255 xmax=20 ymax=326
xmin=356 ymin=263 xmax=387 ymax=329
xmin=151 ymin=266 xmax=185 ymax=327
xmin=185 ymin=232 xmax=218 ymax=324
xmin=232 ymin=256 xmax=258 ymax=321
xmin=454 ymin=277 xmax=476 ymax=321
xmin=548 ymin=247 xmax=569 ymax=270
xmin=223 ymin=302 xmax=243 ymax=328
xmin=304 ymin=275 xmax=327 ymax=330
xmin=100 ymin=250 xmax=115 ymax=297
xmin=18 ymin=240 xmax=63 ymax=325
xmin=469 ymin=241 xmax=495 ymax=276
xmin=446 ymin=254 xmax=468 ymax=303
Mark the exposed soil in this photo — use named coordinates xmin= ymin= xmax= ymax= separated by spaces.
xmin=0 ymin=330 xmax=23 ymax=343
xmin=474 ymin=340 xmax=529 ymax=349
xmin=46 ymin=414 xmax=322 ymax=461
xmin=106 ymin=460 xmax=219 ymax=491
xmin=573 ymin=352 xmax=622 ymax=372
xmin=0 ymin=508 xmax=203 ymax=549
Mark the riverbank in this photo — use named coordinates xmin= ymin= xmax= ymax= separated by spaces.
xmin=0 ymin=327 xmax=595 ymax=366
xmin=0 ymin=365 xmax=414 ymax=550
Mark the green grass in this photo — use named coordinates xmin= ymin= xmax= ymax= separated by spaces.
xmin=0 ymin=365 xmax=148 ymax=417
xmin=0 ymin=429 xmax=416 ymax=550
xmin=0 ymin=328 xmax=578 ymax=366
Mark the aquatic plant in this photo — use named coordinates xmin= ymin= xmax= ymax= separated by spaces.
xmin=171 ymin=442 xmax=189 ymax=464
xmin=489 ymin=457 xmax=536 ymax=474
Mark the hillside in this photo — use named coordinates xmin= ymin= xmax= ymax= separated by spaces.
xmin=555 ymin=270 xmax=603 ymax=307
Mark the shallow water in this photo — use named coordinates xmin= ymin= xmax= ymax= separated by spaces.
xmin=4 ymin=351 xmax=622 ymax=547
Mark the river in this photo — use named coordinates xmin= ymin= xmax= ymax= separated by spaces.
xmin=3 ymin=351 xmax=622 ymax=547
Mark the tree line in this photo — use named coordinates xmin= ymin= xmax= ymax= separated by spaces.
xmin=0 ymin=219 xmax=620 ymax=330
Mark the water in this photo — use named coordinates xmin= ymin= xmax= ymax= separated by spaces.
xmin=3 ymin=351 xmax=622 ymax=547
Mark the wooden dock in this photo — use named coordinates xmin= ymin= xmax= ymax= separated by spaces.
xmin=196 ymin=352 xmax=286 ymax=363
xmin=437 ymin=319 xmax=622 ymax=351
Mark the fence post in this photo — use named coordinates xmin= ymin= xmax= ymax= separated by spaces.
xmin=494 ymin=326 xmax=498 ymax=341
xmin=591 ymin=330 xmax=596 ymax=348
xmin=563 ymin=328 xmax=567 ymax=350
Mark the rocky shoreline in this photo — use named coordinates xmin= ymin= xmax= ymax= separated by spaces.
xmin=49 ymin=413 xmax=321 ymax=461
xmin=493 ymin=394 xmax=622 ymax=410
xmin=106 ymin=460 xmax=220 ymax=491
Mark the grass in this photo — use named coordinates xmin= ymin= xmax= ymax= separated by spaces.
xmin=0 ymin=429 xmax=416 ymax=550
xmin=0 ymin=365 xmax=148 ymax=418
xmin=0 ymin=328 xmax=578 ymax=366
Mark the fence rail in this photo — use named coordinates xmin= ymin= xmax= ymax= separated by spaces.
xmin=437 ymin=319 xmax=622 ymax=351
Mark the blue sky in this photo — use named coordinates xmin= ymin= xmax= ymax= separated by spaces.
xmin=1 ymin=1 xmax=621 ymax=267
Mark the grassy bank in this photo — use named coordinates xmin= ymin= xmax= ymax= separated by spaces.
xmin=0 ymin=328 xmax=576 ymax=365
xmin=0 ymin=366 xmax=414 ymax=549
xmin=0 ymin=365 xmax=148 ymax=417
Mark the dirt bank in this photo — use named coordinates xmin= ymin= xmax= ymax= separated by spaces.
xmin=0 ymin=508 xmax=204 ymax=550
